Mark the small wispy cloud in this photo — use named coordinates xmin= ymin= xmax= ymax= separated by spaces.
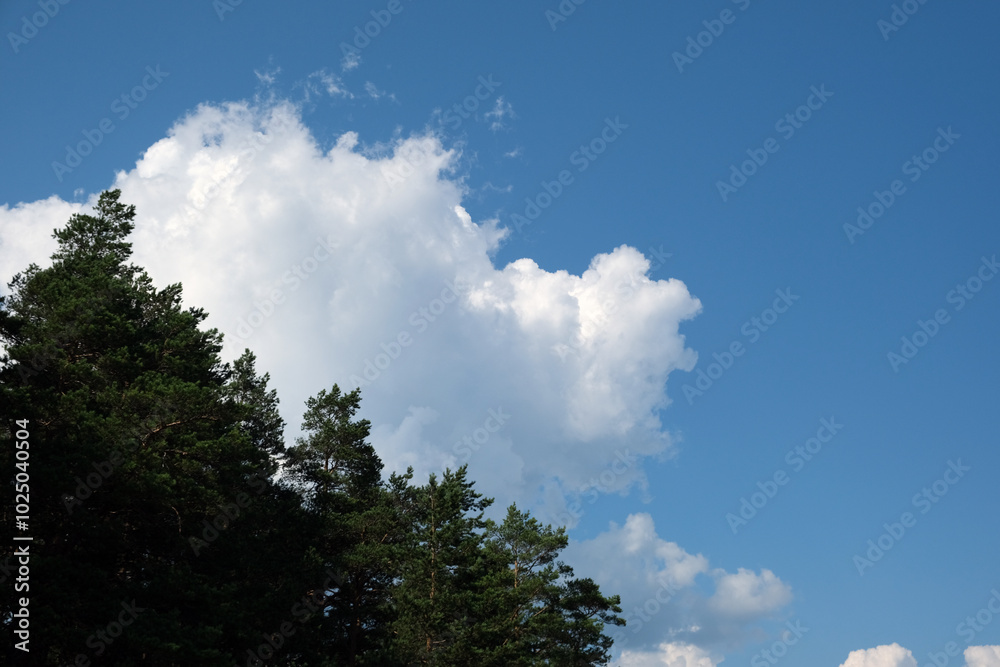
xmin=254 ymin=66 xmax=281 ymax=86
xmin=479 ymin=181 xmax=513 ymax=195
xmin=363 ymin=81 xmax=396 ymax=102
xmin=485 ymin=96 xmax=516 ymax=132
xmin=296 ymin=69 xmax=354 ymax=103
xmin=341 ymin=50 xmax=361 ymax=72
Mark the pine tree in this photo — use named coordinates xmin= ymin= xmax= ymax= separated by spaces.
xmin=0 ymin=190 xmax=626 ymax=666
xmin=224 ymin=350 xmax=287 ymax=476
xmin=0 ymin=191 xmax=314 ymax=665
xmin=474 ymin=504 xmax=625 ymax=666
xmin=543 ymin=576 xmax=625 ymax=665
xmin=388 ymin=479 xmax=624 ymax=666
xmin=284 ymin=385 xmax=379 ymax=499
xmin=388 ymin=466 xmax=494 ymax=665
xmin=282 ymin=384 xmax=400 ymax=665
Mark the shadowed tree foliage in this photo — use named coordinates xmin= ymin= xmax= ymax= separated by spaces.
xmin=387 ymin=466 xmax=494 ymax=665
xmin=0 ymin=191 xmax=319 ymax=665
xmin=282 ymin=385 xmax=402 ymax=666
xmin=1 ymin=191 xmax=624 ymax=666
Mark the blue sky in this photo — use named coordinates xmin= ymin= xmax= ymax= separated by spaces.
xmin=2 ymin=1 xmax=999 ymax=665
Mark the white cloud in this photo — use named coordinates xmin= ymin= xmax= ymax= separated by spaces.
xmin=485 ymin=95 xmax=515 ymax=132
xmin=0 ymin=195 xmax=80 ymax=281
xmin=615 ymin=642 xmax=723 ymax=666
xmin=566 ymin=513 xmax=792 ymax=652
xmin=364 ymin=81 xmax=394 ymax=101
xmin=838 ymin=645 xmax=1000 ymax=667
xmin=0 ymin=97 xmax=701 ymax=525
xmin=708 ymin=568 xmax=793 ymax=619
xmin=254 ymin=65 xmax=281 ymax=86
xmin=297 ymin=69 xmax=353 ymax=102
xmin=0 ymin=96 xmax=803 ymax=666
xmin=966 ymin=646 xmax=1000 ymax=667
xmin=341 ymin=50 xmax=361 ymax=72
xmin=839 ymin=644 xmax=917 ymax=667
xmin=476 ymin=181 xmax=513 ymax=195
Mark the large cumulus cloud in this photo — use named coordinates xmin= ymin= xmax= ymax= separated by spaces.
xmin=0 ymin=96 xmax=805 ymax=661
xmin=0 ymin=97 xmax=701 ymax=522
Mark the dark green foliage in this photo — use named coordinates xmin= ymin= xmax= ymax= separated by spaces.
xmin=1 ymin=191 xmax=623 ymax=666
xmin=0 ymin=191 xmax=317 ymax=665
xmin=388 ymin=466 xmax=494 ymax=664
xmin=282 ymin=385 xmax=399 ymax=665
xmin=285 ymin=385 xmax=380 ymax=501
